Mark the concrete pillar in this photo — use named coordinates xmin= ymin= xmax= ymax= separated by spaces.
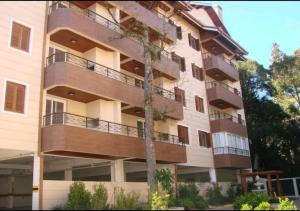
xmin=209 ymin=168 xmax=217 ymax=183
xmin=64 ymin=169 xmax=72 ymax=181
xmin=111 ymin=160 xmax=125 ymax=182
xmin=32 ymin=153 xmax=41 ymax=210
xmin=236 ymin=169 xmax=241 ymax=184
xmin=7 ymin=176 xmax=15 ymax=209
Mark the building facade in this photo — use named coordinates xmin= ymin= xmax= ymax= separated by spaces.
xmin=0 ymin=1 xmax=251 ymax=209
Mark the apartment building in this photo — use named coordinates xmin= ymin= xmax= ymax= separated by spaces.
xmin=0 ymin=1 xmax=251 ymax=209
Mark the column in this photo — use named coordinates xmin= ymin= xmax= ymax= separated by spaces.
xmin=236 ymin=169 xmax=241 ymax=184
xmin=64 ymin=169 xmax=72 ymax=181
xmin=32 ymin=153 xmax=41 ymax=210
xmin=111 ymin=160 xmax=125 ymax=182
xmin=7 ymin=176 xmax=15 ymax=209
xmin=209 ymin=168 xmax=217 ymax=183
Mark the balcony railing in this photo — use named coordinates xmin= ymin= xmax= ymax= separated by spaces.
xmin=48 ymin=1 xmax=172 ymax=59
xmin=137 ymin=1 xmax=170 ymax=22
xmin=206 ymin=81 xmax=241 ymax=96
xmin=203 ymin=53 xmax=238 ymax=70
xmin=210 ymin=112 xmax=246 ymax=126
xmin=43 ymin=112 xmax=184 ymax=145
xmin=46 ymin=52 xmax=177 ymax=101
xmin=213 ymin=147 xmax=250 ymax=156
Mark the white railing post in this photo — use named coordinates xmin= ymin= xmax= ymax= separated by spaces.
xmin=293 ymin=178 xmax=299 ymax=196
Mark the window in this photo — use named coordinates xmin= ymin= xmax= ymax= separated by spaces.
xmin=137 ymin=121 xmax=145 ymax=138
xmin=192 ymin=63 xmax=204 ymax=81
xmin=176 ymin=26 xmax=182 ymax=40
xmin=198 ymin=131 xmax=211 ymax=148
xmin=172 ymin=52 xmax=186 ymax=71
xmin=195 ymin=96 xmax=204 ymax=113
xmin=45 ymin=98 xmax=65 ymax=126
xmin=188 ymin=33 xmax=200 ymax=51
xmin=175 ymin=87 xmax=186 ymax=106
xmin=10 ymin=21 xmax=31 ymax=52
xmin=4 ymin=81 xmax=26 ymax=114
xmin=178 ymin=125 xmax=189 ymax=144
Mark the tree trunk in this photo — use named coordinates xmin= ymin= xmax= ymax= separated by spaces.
xmin=143 ymin=26 xmax=157 ymax=194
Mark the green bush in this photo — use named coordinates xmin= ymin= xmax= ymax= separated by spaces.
xmin=151 ymin=191 xmax=169 ymax=210
xmin=155 ymin=168 xmax=174 ymax=194
xmin=268 ymin=197 xmax=279 ymax=203
xmin=241 ymin=204 xmax=253 ymax=210
xmin=194 ymin=196 xmax=208 ymax=209
xmin=64 ymin=182 xmax=91 ymax=210
xmin=178 ymin=182 xmax=198 ymax=200
xmin=276 ymin=198 xmax=297 ymax=210
xmin=254 ymin=201 xmax=272 ymax=210
xmin=90 ymin=183 xmax=108 ymax=210
xmin=233 ymin=192 xmax=269 ymax=210
xmin=177 ymin=183 xmax=207 ymax=209
xmin=206 ymin=183 xmax=226 ymax=205
xmin=226 ymin=183 xmax=243 ymax=202
xmin=112 ymin=187 xmax=140 ymax=210
xmin=177 ymin=198 xmax=194 ymax=209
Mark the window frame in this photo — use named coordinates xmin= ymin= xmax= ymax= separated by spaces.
xmin=175 ymin=87 xmax=186 ymax=107
xmin=192 ymin=63 xmax=204 ymax=81
xmin=2 ymin=78 xmax=29 ymax=116
xmin=177 ymin=124 xmax=189 ymax=145
xmin=195 ymin=96 xmax=204 ymax=113
xmin=8 ymin=18 xmax=34 ymax=55
xmin=198 ymin=130 xmax=211 ymax=148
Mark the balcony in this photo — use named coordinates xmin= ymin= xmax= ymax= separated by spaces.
xmin=42 ymin=112 xmax=187 ymax=164
xmin=112 ymin=1 xmax=177 ymax=43
xmin=47 ymin=1 xmax=180 ymax=80
xmin=203 ymin=53 xmax=239 ymax=82
xmin=206 ymin=81 xmax=244 ymax=109
xmin=210 ymin=112 xmax=248 ymax=137
xmin=44 ymin=52 xmax=183 ymax=120
xmin=213 ymin=147 xmax=252 ymax=169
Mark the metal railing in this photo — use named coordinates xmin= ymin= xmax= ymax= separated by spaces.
xmin=210 ymin=112 xmax=246 ymax=126
xmin=43 ymin=112 xmax=184 ymax=145
xmin=206 ymin=81 xmax=241 ymax=96
xmin=46 ymin=52 xmax=177 ymax=101
xmin=213 ymin=147 xmax=250 ymax=156
xmin=48 ymin=1 xmax=172 ymax=60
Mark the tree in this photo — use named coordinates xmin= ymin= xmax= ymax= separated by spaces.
xmin=270 ymin=46 xmax=300 ymax=119
xmin=238 ymin=60 xmax=300 ymax=176
xmin=270 ymin=42 xmax=284 ymax=65
xmin=103 ymin=1 xmax=183 ymax=194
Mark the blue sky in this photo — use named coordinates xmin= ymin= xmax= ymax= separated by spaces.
xmin=194 ymin=1 xmax=300 ymax=69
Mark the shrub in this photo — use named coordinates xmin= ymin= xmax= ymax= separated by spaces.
xmin=177 ymin=183 xmax=207 ymax=209
xmin=254 ymin=201 xmax=272 ymax=210
xmin=177 ymin=198 xmax=194 ymax=209
xmin=112 ymin=187 xmax=140 ymax=210
xmin=206 ymin=183 xmax=226 ymax=205
xmin=233 ymin=192 xmax=269 ymax=210
xmin=276 ymin=198 xmax=297 ymax=210
xmin=151 ymin=191 xmax=169 ymax=210
xmin=241 ymin=204 xmax=253 ymax=210
xmin=90 ymin=183 xmax=108 ymax=210
xmin=268 ymin=197 xmax=279 ymax=203
xmin=178 ymin=182 xmax=198 ymax=200
xmin=194 ymin=196 xmax=208 ymax=209
xmin=64 ymin=182 xmax=91 ymax=210
xmin=226 ymin=183 xmax=243 ymax=202
xmin=155 ymin=168 xmax=174 ymax=194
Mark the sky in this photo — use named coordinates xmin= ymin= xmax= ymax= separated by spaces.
xmin=195 ymin=1 xmax=300 ymax=69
